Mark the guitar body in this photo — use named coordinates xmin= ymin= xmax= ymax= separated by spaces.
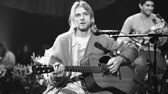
xmin=81 ymin=54 xmax=135 ymax=94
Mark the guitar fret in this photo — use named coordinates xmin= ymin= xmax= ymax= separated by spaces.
xmin=83 ymin=66 xmax=87 ymax=72
xmin=87 ymin=67 xmax=90 ymax=72
xmin=84 ymin=66 xmax=88 ymax=72
xmin=76 ymin=66 xmax=79 ymax=72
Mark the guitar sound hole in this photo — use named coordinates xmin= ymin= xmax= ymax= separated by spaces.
xmin=99 ymin=56 xmax=111 ymax=64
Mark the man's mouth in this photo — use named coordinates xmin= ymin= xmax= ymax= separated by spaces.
xmin=80 ymin=22 xmax=85 ymax=25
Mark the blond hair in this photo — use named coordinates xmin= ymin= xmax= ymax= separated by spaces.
xmin=68 ymin=0 xmax=96 ymax=32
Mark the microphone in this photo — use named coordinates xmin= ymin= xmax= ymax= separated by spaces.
xmin=94 ymin=42 xmax=111 ymax=54
xmin=93 ymin=30 xmax=120 ymax=35
xmin=156 ymin=13 xmax=168 ymax=27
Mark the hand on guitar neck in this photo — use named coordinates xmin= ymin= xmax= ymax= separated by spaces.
xmin=52 ymin=63 xmax=66 ymax=77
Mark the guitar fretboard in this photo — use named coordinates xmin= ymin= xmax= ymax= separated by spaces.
xmin=65 ymin=66 xmax=101 ymax=73
xmin=32 ymin=65 xmax=106 ymax=74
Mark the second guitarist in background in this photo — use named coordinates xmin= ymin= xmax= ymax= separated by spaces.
xmin=37 ymin=0 xmax=138 ymax=94
xmin=117 ymin=0 xmax=168 ymax=94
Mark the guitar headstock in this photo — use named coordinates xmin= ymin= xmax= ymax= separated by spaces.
xmin=32 ymin=64 xmax=54 ymax=74
xmin=151 ymin=22 xmax=165 ymax=31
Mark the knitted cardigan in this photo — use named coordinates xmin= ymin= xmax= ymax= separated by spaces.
xmin=42 ymin=30 xmax=138 ymax=94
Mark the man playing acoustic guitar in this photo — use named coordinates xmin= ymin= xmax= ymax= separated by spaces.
xmin=117 ymin=0 xmax=168 ymax=94
xmin=36 ymin=0 xmax=138 ymax=94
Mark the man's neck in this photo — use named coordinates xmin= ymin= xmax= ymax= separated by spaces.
xmin=140 ymin=12 xmax=151 ymax=20
xmin=75 ymin=29 xmax=91 ymax=37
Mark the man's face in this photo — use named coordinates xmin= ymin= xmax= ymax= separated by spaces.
xmin=23 ymin=46 xmax=28 ymax=53
xmin=140 ymin=1 xmax=154 ymax=16
xmin=74 ymin=7 xmax=91 ymax=32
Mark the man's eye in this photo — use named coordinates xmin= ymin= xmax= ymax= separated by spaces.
xmin=84 ymin=13 xmax=89 ymax=16
xmin=75 ymin=14 xmax=80 ymax=17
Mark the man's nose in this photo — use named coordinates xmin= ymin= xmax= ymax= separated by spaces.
xmin=149 ymin=6 xmax=154 ymax=10
xmin=80 ymin=15 xmax=84 ymax=20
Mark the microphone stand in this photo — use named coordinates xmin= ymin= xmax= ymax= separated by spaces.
xmin=112 ymin=33 xmax=168 ymax=94
xmin=149 ymin=34 xmax=159 ymax=94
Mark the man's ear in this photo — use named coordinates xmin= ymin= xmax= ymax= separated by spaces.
xmin=139 ymin=4 xmax=142 ymax=9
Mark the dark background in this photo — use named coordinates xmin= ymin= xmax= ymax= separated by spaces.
xmin=0 ymin=0 xmax=167 ymax=55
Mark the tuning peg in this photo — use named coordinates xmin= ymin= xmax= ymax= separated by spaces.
xmin=42 ymin=70 xmax=45 ymax=73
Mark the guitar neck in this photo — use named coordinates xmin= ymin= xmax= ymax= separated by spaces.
xmin=32 ymin=65 xmax=102 ymax=74
xmin=65 ymin=66 xmax=101 ymax=73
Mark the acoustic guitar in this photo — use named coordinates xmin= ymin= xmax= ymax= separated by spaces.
xmin=29 ymin=53 xmax=135 ymax=94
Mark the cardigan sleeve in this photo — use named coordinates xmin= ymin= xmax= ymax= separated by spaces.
xmin=113 ymin=41 xmax=138 ymax=64
xmin=99 ymin=34 xmax=138 ymax=64
xmin=41 ymin=34 xmax=71 ymax=87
